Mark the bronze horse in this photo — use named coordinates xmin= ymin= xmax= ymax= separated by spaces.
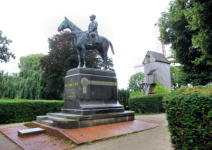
xmin=58 ymin=17 xmax=114 ymax=70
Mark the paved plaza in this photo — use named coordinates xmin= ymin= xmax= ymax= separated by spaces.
xmin=0 ymin=114 xmax=173 ymax=150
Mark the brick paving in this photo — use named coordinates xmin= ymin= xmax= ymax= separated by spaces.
xmin=0 ymin=125 xmax=73 ymax=150
xmin=0 ymin=114 xmax=172 ymax=150
xmin=59 ymin=120 xmax=158 ymax=144
xmin=0 ymin=119 xmax=157 ymax=149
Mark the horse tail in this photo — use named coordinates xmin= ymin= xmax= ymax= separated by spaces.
xmin=109 ymin=42 xmax=115 ymax=55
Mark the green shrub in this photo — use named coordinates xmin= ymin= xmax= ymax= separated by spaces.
xmin=164 ymin=85 xmax=212 ymax=150
xmin=129 ymin=95 xmax=164 ymax=114
xmin=118 ymin=89 xmax=130 ymax=110
xmin=0 ymin=99 xmax=64 ymax=124
xmin=153 ymin=82 xmax=170 ymax=95
xmin=129 ymin=91 xmax=143 ymax=99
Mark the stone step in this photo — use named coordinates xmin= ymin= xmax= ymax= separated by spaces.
xmin=37 ymin=115 xmax=76 ymax=123
xmin=47 ymin=116 xmax=75 ymax=122
xmin=36 ymin=111 xmax=134 ymax=129
xmin=36 ymin=116 xmax=48 ymax=122
xmin=18 ymin=127 xmax=45 ymax=136
xmin=47 ymin=113 xmax=80 ymax=120
xmin=46 ymin=116 xmax=78 ymax=129
xmin=41 ymin=119 xmax=54 ymax=126
xmin=47 ymin=111 xmax=135 ymax=120
xmin=37 ymin=115 xmax=79 ymax=129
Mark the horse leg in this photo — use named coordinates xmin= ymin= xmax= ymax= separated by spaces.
xmin=77 ymin=49 xmax=81 ymax=68
xmin=103 ymin=54 xmax=108 ymax=70
xmin=102 ymin=41 xmax=109 ymax=70
xmin=82 ymin=46 xmax=86 ymax=68
xmin=99 ymin=49 xmax=107 ymax=70
xmin=99 ymin=52 xmax=106 ymax=70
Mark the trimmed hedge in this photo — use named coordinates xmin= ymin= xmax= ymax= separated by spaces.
xmin=164 ymin=85 xmax=212 ymax=150
xmin=0 ymin=99 xmax=64 ymax=124
xmin=118 ymin=89 xmax=130 ymax=110
xmin=129 ymin=95 xmax=165 ymax=113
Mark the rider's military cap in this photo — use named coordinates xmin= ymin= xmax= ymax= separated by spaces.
xmin=90 ymin=14 xmax=96 ymax=19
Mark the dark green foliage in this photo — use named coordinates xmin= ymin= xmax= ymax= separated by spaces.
xmin=164 ymin=85 xmax=212 ymax=149
xmin=0 ymin=30 xmax=15 ymax=63
xmin=184 ymin=0 xmax=212 ymax=66
xmin=129 ymin=95 xmax=164 ymax=114
xmin=128 ymin=72 xmax=144 ymax=92
xmin=0 ymin=99 xmax=64 ymax=124
xmin=118 ymin=89 xmax=130 ymax=110
xmin=159 ymin=0 xmax=212 ymax=85
xmin=0 ymin=71 xmax=2 ymax=97
xmin=0 ymin=71 xmax=19 ymax=98
xmin=40 ymin=31 xmax=113 ymax=99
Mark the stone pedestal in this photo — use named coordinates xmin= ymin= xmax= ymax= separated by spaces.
xmin=62 ymin=68 xmax=124 ymax=115
xmin=37 ymin=68 xmax=134 ymax=129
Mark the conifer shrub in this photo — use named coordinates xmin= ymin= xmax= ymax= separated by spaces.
xmin=164 ymin=85 xmax=212 ymax=149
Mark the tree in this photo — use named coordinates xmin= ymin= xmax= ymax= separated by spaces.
xmin=0 ymin=54 xmax=44 ymax=99
xmin=128 ymin=72 xmax=144 ymax=92
xmin=158 ymin=0 xmax=212 ymax=85
xmin=170 ymin=66 xmax=187 ymax=89
xmin=0 ymin=72 xmax=20 ymax=99
xmin=40 ymin=31 xmax=113 ymax=99
xmin=184 ymin=0 xmax=212 ymax=66
xmin=0 ymin=30 xmax=15 ymax=63
xmin=18 ymin=54 xmax=44 ymax=99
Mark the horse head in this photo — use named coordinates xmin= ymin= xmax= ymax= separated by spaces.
xmin=58 ymin=17 xmax=82 ymax=33
xmin=58 ymin=17 xmax=69 ymax=32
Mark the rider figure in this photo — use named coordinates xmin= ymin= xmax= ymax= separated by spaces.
xmin=88 ymin=14 xmax=98 ymax=45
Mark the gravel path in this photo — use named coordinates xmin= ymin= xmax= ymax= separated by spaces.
xmin=0 ymin=114 xmax=173 ymax=150
xmin=0 ymin=123 xmax=23 ymax=150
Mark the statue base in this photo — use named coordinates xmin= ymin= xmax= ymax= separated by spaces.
xmin=36 ymin=68 xmax=134 ymax=129
xmin=37 ymin=111 xmax=134 ymax=129
xmin=62 ymin=68 xmax=124 ymax=115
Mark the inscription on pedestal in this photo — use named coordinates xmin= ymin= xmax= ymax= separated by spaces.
xmin=65 ymin=79 xmax=79 ymax=99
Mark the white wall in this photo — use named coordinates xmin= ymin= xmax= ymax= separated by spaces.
xmin=144 ymin=62 xmax=171 ymax=90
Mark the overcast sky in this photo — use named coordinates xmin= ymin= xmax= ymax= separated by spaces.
xmin=0 ymin=0 xmax=170 ymax=89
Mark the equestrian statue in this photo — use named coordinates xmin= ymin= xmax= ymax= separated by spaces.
xmin=58 ymin=15 xmax=114 ymax=70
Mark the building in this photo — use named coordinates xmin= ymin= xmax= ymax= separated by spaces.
xmin=142 ymin=51 xmax=171 ymax=95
